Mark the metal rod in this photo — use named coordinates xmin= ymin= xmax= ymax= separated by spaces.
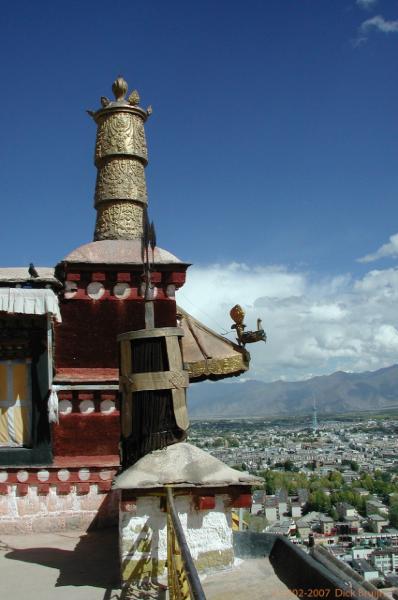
xmin=166 ymin=487 xmax=207 ymax=600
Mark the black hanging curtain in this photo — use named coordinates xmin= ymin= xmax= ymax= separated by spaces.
xmin=122 ymin=337 xmax=186 ymax=468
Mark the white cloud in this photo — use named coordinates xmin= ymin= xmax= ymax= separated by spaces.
xmin=360 ymin=15 xmax=398 ymax=34
xmin=358 ymin=233 xmax=398 ymax=263
xmin=356 ymin=0 xmax=378 ymax=10
xmin=177 ymin=261 xmax=398 ymax=382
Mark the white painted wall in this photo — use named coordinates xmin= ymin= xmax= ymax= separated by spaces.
xmin=120 ymin=493 xmax=233 ymax=564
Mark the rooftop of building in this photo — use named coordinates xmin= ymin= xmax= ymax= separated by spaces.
xmin=113 ymin=442 xmax=261 ymax=489
xmin=0 ymin=267 xmax=60 ymax=286
xmin=61 ymin=239 xmax=189 ymax=266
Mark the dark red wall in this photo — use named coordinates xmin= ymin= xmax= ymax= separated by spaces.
xmin=55 ymin=299 xmax=176 ymax=368
xmin=52 ymin=413 xmax=120 ymax=457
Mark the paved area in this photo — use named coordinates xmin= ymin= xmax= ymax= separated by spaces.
xmin=0 ymin=528 xmax=120 ymax=600
xmin=201 ymin=557 xmax=296 ymax=600
xmin=0 ymin=528 xmax=294 ymax=599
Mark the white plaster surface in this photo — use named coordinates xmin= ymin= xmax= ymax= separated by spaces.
xmin=0 ymin=485 xmax=119 ymax=533
xmin=119 ymin=494 xmax=233 ymax=563
xmin=175 ymin=495 xmax=232 ymax=559
xmin=120 ymin=496 xmax=167 ymax=560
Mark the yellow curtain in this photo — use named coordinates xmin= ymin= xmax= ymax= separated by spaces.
xmin=0 ymin=360 xmax=32 ymax=447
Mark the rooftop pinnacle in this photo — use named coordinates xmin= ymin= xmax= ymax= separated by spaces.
xmin=89 ymin=76 xmax=152 ymax=241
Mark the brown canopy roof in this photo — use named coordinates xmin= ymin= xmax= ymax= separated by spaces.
xmin=178 ymin=307 xmax=250 ymax=382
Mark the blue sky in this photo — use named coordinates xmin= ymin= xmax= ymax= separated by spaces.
xmin=1 ymin=0 xmax=398 ymax=381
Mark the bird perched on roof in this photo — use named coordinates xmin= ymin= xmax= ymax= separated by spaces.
xmin=29 ymin=263 xmax=39 ymax=278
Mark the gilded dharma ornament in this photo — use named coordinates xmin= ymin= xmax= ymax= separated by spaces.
xmin=94 ymin=202 xmax=144 ymax=241
xmin=94 ymin=158 xmax=147 ymax=206
xmin=95 ymin=113 xmax=148 ymax=164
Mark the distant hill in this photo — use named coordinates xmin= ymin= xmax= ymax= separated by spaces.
xmin=187 ymin=364 xmax=398 ymax=418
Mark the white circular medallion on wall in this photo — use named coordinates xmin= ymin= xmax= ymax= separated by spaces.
xmin=37 ymin=469 xmax=50 ymax=482
xmin=57 ymin=469 xmax=70 ymax=482
xmin=79 ymin=399 xmax=95 ymax=414
xmin=100 ymin=399 xmax=116 ymax=414
xmin=113 ymin=283 xmax=131 ymax=299
xmin=64 ymin=280 xmax=78 ymax=299
xmin=17 ymin=470 xmax=29 ymax=482
xmin=0 ymin=471 xmax=8 ymax=483
xmin=59 ymin=399 xmax=73 ymax=415
xmin=78 ymin=468 xmax=90 ymax=481
xmin=87 ymin=282 xmax=105 ymax=300
xmin=99 ymin=469 xmax=112 ymax=481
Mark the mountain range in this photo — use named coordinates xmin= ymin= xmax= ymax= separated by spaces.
xmin=187 ymin=364 xmax=398 ymax=418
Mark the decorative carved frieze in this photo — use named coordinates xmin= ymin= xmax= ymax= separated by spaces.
xmin=95 ymin=158 xmax=147 ymax=206
xmin=94 ymin=201 xmax=144 ymax=241
xmin=95 ymin=113 xmax=148 ymax=164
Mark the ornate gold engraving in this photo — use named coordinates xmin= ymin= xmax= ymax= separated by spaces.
xmin=185 ymin=353 xmax=250 ymax=379
xmin=95 ymin=113 xmax=148 ymax=163
xmin=94 ymin=201 xmax=144 ymax=240
xmin=95 ymin=159 xmax=147 ymax=205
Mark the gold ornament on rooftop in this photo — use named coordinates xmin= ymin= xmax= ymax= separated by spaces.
xmin=230 ymin=304 xmax=267 ymax=347
xmin=112 ymin=76 xmax=128 ymax=101
xmin=128 ymin=90 xmax=140 ymax=106
xmin=88 ymin=76 xmax=152 ymax=241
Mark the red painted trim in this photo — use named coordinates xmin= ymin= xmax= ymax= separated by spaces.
xmin=91 ymin=272 xmax=106 ymax=281
xmin=195 ymin=496 xmax=216 ymax=510
xmin=0 ymin=483 xmax=8 ymax=495
xmin=77 ymin=482 xmax=90 ymax=495
xmin=117 ymin=272 xmax=131 ymax=282
xmin=17 ymin=484 xmax=29 ymax=496
xmin=54 ymin=368 xmax=119 ymax=382
xmin=230 ymin=494 xmax=252 ymax=508
xmin=37 ymin=484 xmax=50 ymax=495
xmin=53 ymin=455 xmax=119 ymax=467
xmin=57 ymin=483 xmax=71 ymax=494
xmin=98 ymin=481 xmax=112 ymax=493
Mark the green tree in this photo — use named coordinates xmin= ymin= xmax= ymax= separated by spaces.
xmin=389 ymin=504 xmax=398 ymax=528
xmin=212 ymin=437 xmax=224 ymax=447
xmin=283 ymin=459 xmax=295 ymax=472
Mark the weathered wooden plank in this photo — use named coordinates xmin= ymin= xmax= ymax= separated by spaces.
xmin=165 ymin=335 xmax=183 ymax=371
xmin=172 ymin=388 xmax=189 ymax=431
xmin=121 ymin=370 xmax=189 ymax=392
xmin=117 ymin=327 xmax=184 ymax=342
xmin=120 ymin=340 xmax=131 ymax=375
xmin=120 ymin=339 xmax=133 ymax=437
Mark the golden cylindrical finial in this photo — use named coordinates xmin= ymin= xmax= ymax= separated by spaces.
xmin=88 ymin=76 xmax=152 ymax=241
